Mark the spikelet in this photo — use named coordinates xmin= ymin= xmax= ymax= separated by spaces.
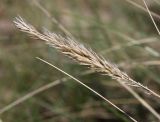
xmin=13 ymin=16 xmax=160 ymax=98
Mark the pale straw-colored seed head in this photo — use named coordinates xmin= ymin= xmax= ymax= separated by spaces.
xmin=13 ymin=16 xmax=160 ymax=98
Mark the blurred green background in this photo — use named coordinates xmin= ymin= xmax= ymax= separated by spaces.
xmin=0 ymin=0 xmax=160 ymax=122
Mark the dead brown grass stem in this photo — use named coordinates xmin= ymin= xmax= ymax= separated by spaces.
xmin=37 ymin=57 xmax=138 ymax=122
xmin=142 ymin=0 xmax=160 ymax=35
xmin=125 ymin=0 xmax=160 ymax=20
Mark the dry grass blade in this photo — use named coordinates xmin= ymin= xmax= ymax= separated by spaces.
xmin=13 ymin=16 xmax=160 ymax=120
xmin=142 ymin=0 xmax=160 ymax=35
xmin=0 ymin=60 xmax=159 ymax=115
xmin=125 ymin=0 xmax=160 ymax=20
xmin=0 ymin=68 xmax=93 ymax=114
xmin=36 ymin=57 xmax=138 ymax=122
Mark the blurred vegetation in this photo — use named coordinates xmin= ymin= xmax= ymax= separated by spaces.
xmin=0 ymin=0 xmax=160 ymax=122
